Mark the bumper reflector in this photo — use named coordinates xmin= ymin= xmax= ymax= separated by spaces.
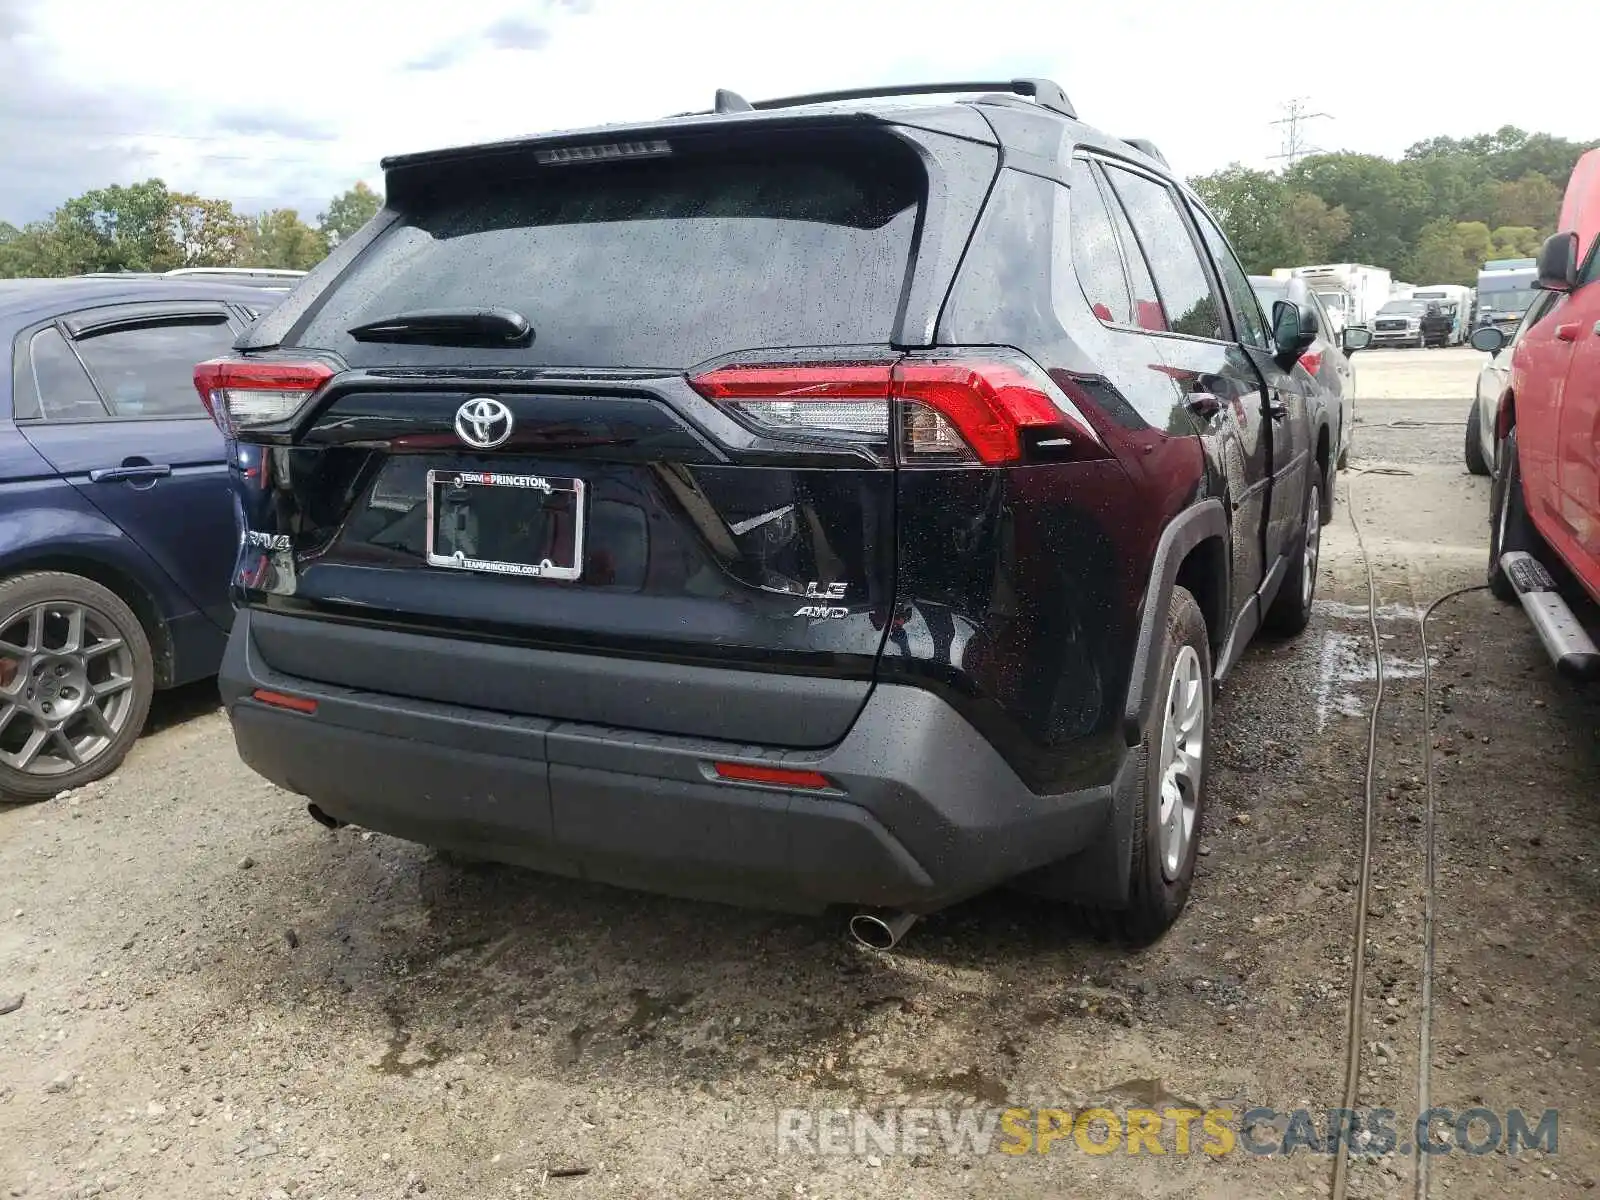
xmin=250 ymin=688 xmax=318 ymax=715
xmin=711 ymin=761 xmax=833 ymax=790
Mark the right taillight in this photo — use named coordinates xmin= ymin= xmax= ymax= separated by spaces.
xmin=688 ymin=352 xmax=1102 ymax=466
xmin=193 ymin=358 xmax=334 ymax=435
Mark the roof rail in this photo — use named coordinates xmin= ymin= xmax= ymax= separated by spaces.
xmin=165 ymin=267 xmax=306 ymax=278
xmin=746 ymin=78 xmax=1076 ymax=120
xmin=1121 ymin=138 xmax=1167 ymax=166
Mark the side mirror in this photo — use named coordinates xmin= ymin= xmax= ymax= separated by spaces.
xmin=1469 ymin=325 xmax=1508 ymax=355
xmin=1341 ymin=326 xmax=1372 ymax=353
xmin=1536 ymin=230 xmax=1579 ymax=293
xmin=1272 ymin=299 xmax=1317 ymax=368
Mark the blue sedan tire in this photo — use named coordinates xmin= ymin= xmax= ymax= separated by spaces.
xmin=0 ymin=572 xmax=155 ymax=803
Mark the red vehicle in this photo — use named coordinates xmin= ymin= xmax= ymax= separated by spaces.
xmin=1484 ymin=147 xmax=1600 ymax=678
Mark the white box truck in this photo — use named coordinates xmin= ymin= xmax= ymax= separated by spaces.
xmin=1271 ymin=264 xmax=1393 ymax=334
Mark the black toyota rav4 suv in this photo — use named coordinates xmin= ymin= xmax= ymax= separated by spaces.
xmin=201 ymin=79 xmax=1334 ymax=943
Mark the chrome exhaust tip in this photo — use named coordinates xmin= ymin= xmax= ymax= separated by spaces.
xmin=848 ymin=910 xmax=918 ymax=951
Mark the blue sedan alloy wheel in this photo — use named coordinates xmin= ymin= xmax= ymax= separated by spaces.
xmin=0 ymin=572 xmax=154 ymax=802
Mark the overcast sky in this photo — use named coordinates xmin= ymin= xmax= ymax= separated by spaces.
xmin=2 ymin=0 xmax=1595 ymax=224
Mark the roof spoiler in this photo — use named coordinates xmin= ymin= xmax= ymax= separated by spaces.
xmin=709 ymin=78 xmax=1076 ymax=120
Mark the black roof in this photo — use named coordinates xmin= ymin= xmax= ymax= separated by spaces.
xmin=0 ymin=278 xmax=289 ymax=325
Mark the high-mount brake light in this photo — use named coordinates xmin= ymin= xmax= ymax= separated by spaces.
xmin=688 ymin=354 xmax=1102 ymax=465
xmin=534 ymin=139 xmax=672 ymax=165
xmin=193 ymin=358 xmax=334 ymax=435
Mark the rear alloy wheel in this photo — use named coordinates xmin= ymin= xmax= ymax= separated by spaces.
xmin=1263 ymin=478 xmax=1321 ymax=636
xmin=1115 ymin=585 xmax=1212 ymax=944
xmin=0 ymin=573 xmax=153 ymax=803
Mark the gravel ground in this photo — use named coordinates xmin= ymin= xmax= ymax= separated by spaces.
xmin=3 ymin=345 xmax=1597 ymax=1200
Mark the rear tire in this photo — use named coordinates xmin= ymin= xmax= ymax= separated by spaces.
xmin=1114 ymin=585 xmax=1212 ymax=944
xmin=1464 ymin=404 xmax=1491 ymax=476
xmin=1263 ymin=476 xmax=1321 ymax=636
xmin=0 ymin=572 xmax=154 ymax=804
xmin=1488 ymin=429 xmax=1546 ymax=602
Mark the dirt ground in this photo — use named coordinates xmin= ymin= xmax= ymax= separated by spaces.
xmin=3 ymin=346 xmax=1597 ymax=1200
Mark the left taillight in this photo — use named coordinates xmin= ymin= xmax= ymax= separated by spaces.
xmin=687 ymin=362 xmax=893 ymax=444
xmin=193 ymin=358 xmax=334 ymax=435
xmin=688 ymin=351 xmax=1103 ymax=466
xmin=1298 ymin=349 xmax=1323 ymax=376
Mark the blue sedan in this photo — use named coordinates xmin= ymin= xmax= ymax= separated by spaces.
xmin=0 ymin=277 xmax=286 ymax=800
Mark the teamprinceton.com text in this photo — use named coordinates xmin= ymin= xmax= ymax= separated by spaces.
xmin=776 ymin=1106 xmax=1560 ymax=1158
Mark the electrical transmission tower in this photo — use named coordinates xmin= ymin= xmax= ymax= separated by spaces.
xmin=1269 ymin=98 xmax=1331 ymax=167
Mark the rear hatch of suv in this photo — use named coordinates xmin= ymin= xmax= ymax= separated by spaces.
xmin=211 ymin=120 xmax=994 ymax=747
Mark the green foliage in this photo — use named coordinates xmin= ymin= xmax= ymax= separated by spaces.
xmin=1197 ymin=126 xmax=1595 ymax=282
xmin=0 ymin=179 xmax=382 ymax=279
xmin=243 ymin=209 xmax=330 ymax=270
xmin=1408 ymin=219 xmax=1493 ymax=286
xmin=318 ymin=181 xmax=382 ymax=247
xmin=1190 ymin=165 xmax=1352 ymax=274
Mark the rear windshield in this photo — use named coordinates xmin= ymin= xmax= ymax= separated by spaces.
xmin=294 ymin=140 xmax=923 ymax=369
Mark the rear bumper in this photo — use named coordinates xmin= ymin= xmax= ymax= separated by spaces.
xmin=220 ymin=609 xmax=1125 ymax=912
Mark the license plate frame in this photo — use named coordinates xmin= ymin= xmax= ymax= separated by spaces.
xmin=424 ymin=469 xmax=586 ymax=582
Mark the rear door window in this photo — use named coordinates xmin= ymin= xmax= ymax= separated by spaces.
xmin=297 ymin=141 xmax=924 ymax=369
xmin=1190 ymin=205 xmax=1269 ymax=349
xmin=1103 ymin=165 xmax=1225 ymax=341
xmin=1095 ymin=168 xmax=1165 ymax=332
xmin=70 ymin=318 xmax=236 ymax=418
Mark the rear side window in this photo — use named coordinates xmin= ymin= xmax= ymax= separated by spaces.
xmin=72 ymin=319 xmax=234 ymax=418
xmin=1063 ymin=164 xmax=1131 ymax=326
xmin=1103 ymin=166 xmax=1225 ymax=341
xmin=25 ymin=328 xmax=106 ymax=422
xmin=297 ymin=141 xmax=923 ymax=369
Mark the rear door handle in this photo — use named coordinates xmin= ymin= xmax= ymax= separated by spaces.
xmin=1556 ymin=323 xmax=1580 ymax=342
xmin=1267 ymin=398 xmax=1290 ymax=421
xmin=88 ymin=464 xmax=172 ymax=484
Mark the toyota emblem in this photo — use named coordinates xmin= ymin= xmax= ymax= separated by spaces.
xmin=454 ymin=397 xmax=514 ymax=449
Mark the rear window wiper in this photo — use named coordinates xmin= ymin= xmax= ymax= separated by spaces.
xmin=347 ymin=307 xmax=533 ymax=347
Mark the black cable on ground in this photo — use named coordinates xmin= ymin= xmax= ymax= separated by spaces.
xmin=1331 ymin=483 xmax=1386 ymax=1200
xmin=1414 ymin=584 xmax=1488 ymax=1200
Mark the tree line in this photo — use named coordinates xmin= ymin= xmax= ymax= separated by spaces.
xmin=0 ymin=180 xmax=382 ymax=278
xmin=1191 ymin=126 xmax=1596 ymax=286
xmin=3 ymin=126 xmax=1593 ymax=288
